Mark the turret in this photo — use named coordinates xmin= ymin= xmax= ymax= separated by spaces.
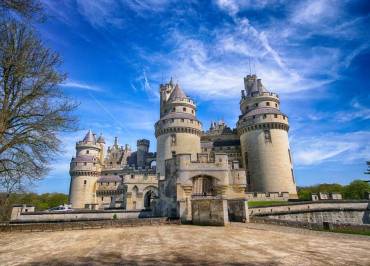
xmin=237 ymin=75 xmax=297 ymax=198
xmin=69 ymin=130 xmax=102 ymax=208
xmin=155 ymin=80 xmax=202 ymax=179
xmin=137 ymin=139 xmax=150 ymax=168
xmin=97 ymin=134 xmax=106 ymax=164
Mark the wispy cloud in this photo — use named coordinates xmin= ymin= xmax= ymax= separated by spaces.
xmin=292 ymin=131 xmax=370 ymax=166
xmin=61 ymin=81 xmax=103 ymax=92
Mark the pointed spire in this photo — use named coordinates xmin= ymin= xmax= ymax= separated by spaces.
xmin=169 ymin=83 xmax=187 ymax=100
xmin=97 ymin=133 xmax=105 ymax=144
xmin=83 ymin=130 xmax=96 ymax=143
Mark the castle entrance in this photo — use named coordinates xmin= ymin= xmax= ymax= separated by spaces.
xmin=192 ymin=175 xmax=215 ymax=197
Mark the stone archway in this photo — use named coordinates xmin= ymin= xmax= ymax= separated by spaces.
xmin=143 ymin=186 xmax=158 ymax=209
xmin=192 ymin=175 xmax=216 ymax=197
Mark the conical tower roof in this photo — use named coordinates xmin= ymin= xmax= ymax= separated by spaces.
xmin=97 ymin=134 xmax=105 ymax=143
xmin=83 ymin=130 xmax=96 ymax=143
xmin=169 ymin=84 xmax=187 ymax=100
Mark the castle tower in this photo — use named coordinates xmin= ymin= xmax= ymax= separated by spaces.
xmin=97 ymin=134 xmax=106 ymax=165
xmin=237 ymin=75 xmax=297 ymax=198
xmin=137 ymin=139 xmax=150 ymax=168
xmin=155 ymin=80 xmax=202 ymax=179
xmin=69 ymin=130 xmax=102 ymax=208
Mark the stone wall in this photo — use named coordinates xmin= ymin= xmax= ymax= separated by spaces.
xmin=191 ymin=198 xmax=229 ymax=226
xmin=228 ymin=199 xmax=249 ymax=222
xmin=250 ymin=201 xmax=370 ymax=225
xmin=11 ymin=209 xmax=153 ymax=222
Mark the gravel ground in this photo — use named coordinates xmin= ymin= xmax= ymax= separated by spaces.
xmin=0 ymin=223 xmax=369 ymax=265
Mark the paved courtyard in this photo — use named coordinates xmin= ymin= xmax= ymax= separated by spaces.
xmin=0 ymin=223 xmax=369 ymax=265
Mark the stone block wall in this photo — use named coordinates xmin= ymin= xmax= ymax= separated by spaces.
xmin=191 ymin=198 xmax=229 ymax=226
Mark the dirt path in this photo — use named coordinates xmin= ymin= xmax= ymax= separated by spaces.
xmin=0 ymin=224 xmax=369 ymax=265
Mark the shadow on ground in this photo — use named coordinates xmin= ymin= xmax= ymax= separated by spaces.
xmin=26 ymin=251 xmax=277 ymax=266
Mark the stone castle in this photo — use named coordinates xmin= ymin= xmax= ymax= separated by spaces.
xmin=69 ymin=74 xmax=298 ymax=219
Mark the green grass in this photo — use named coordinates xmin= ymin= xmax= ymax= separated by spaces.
xmin=248 ymin=201 xmax=290 ymax=208
xmin=328 ymin=228 xmax=370 ymax=236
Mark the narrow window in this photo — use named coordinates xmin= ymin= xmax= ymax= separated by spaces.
xmin=181 ymin=119 xmax=184 ymax=122
xmin=171 ymin=134 xmax=176 ymax=146
xmin=84 ymin=180 xmax=87 ymax=185
xmin=172 ymin=151 xmax=176 ymax=157
xmin=84 ymin=162 xmax=87 ymax=166
xmin=86 ymin=150 xmax=89 ymax=154
xmin=101 ymin=197 xmax=104 ymax=201
xmin=111 ymin=196 xmax=113 ymax=201
xmin=114 ymin=182 xmax=117 ymax=185
xmin=266 ymin=102 xmax=270 ymax=106
xmin=172 ymin=107 xmax=175 ymax=112
xmin=291 ymin=169 xmax=295 ymax=183
xmin=191 ymin=110 xmax=194 ymax=114
xmin=275 ymin=103 xmax=278 ymax=107
xmin=288 ymin=149 xmax=292 ymax=163
xmin=264 ymin=129 xmax=272 ymax=143
xmin=255 ymin=103 xmax=258 ymax=107
xmin=183 ymin=107 xmax=186 ymax=112
xmin=274 ymin=114 xmax=277 ymax=118
xmin=263 ymin=114 xmax=267 ymax=119
xmin=131 ymin=174 xmax=134 ymax=179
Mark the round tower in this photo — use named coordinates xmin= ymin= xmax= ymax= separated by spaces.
xmin=155 ymin=80 xmax=202 ymax=179
xmin=237 ymin=75 xmax=297 ymax=198
xmin=69 ymin=130 xmax=102 ymax=208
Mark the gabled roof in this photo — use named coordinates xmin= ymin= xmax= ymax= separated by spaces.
xmin=169 ymin=84 xmax=187 ymax=100
xmin=83 ymin=130 xmax=96 ymax=143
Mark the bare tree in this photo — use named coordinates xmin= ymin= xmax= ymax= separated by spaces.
xmin=0 ymin=21 xmax=77 ymax=195
xmin=0 ymin=0 xmax=43 ymax=20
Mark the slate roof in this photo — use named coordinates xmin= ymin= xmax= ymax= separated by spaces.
xmin=98 ymin=175 xmax=122 ymax=182
xmin=243 ymin=107 xmax=283 ymax=118
xmin=72 ymin=155 xmax=96 ymax=162
xmin=161 ymin=112 xmax=197 ymax=120
xmin=83 ymin=130 xmax=96 ymax=143
xmin=169 ymin=84 xmax=187 ymax=100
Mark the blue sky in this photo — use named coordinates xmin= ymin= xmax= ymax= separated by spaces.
xmin=34 ymin=0 xmax=370 ymax=193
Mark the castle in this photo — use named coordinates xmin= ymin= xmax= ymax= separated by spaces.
xmin=69 ymin=74 xmax=298 ymax=219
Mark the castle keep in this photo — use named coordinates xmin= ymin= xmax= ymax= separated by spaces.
xmin=69 ymin=75 xmax=297 ymax=219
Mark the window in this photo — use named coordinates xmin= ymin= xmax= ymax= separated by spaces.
xmin=291 ymin=169 xmax=295 ymax=183
xmin=264 ymin=129 xmax=272 ymax=143
xmin=274 ymin=114 xmax=277 ymax=118
xmin=253 ymin=116 xmax=256 ymax=119
xmin=183 ymin=107 xmax=186 ymax=112
xmin=246 ymin=106 xmax=249 ymax=110
xmin=101 ymin=197 xmax=104 ymax=201
xmin=263 ymin=114 xmax=267 ymax=119
xmin=107 ymin=182 xmax=109 ymax=185
xmin=192 ymin=110 xmax=194 ymax=114
xmin=111 ymin=196 xmax=113 ymax=201
xmin=86 ymin=150 xmax=89 ymax=154
xmin=83 ymin=162 xmax=87 ymax=166
xmin=181 ymin=119 xmax=184 ymax=122
xmin=131 ymin=174 xmax=134 ymax=179
xmin=171 ymin=134 xmax=176 ymax=146
xmin=266 ymin=102 xmax=270 ymax=106
xmin=172 ymin=151 xmax=176 ymax=157
xmin=288 ymin=149 xmax=292 ymax=163
xmin=283 ymin=116 xmax=286 ymax=120
xmin=172 ymin=107 xmax=175 ymax=112
xmin=275 ymin=103 xmax=278 ymax=107
xmin=114 ymin=182 xmax=117 ymax=185
xmin=84 ymin=180 xmax=87 ymax=185
xmin=255 ymin=103 xmax=258 ymax=107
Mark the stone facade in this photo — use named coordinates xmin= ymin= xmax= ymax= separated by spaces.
xmin=69 ymin=133 xmax=158 ymax=210
xmin=69 ymin=74 xmax=298 ymax=222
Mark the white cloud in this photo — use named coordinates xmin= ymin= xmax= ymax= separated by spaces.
xmin=61 ymin=81 xmax=102 ymax=92
xmin=292 ymin=131 xmax=370 ymax=166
